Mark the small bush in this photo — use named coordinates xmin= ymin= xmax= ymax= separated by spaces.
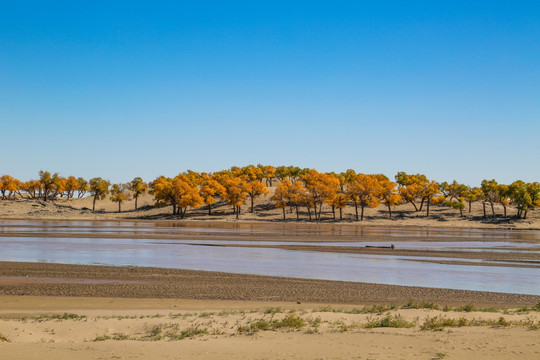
xmin=364 ymin=315 xmax=415 ymax=329
xmin=35 ymin=313 xmax=86 ymax=322
xmin=94 ymin=334 xmax=111 ymax=341
xmin=112 ymin=333 xmax=130 ymax=340
xmin=264 ymin=307 xmax=283 ymax=315
xmin=277 ymin=313 xmax=306 ymax=329
xmin=402 ymin=301 xmax=439 ymax=310
xmin=455 ymin=304 xmax=475 ymax=312
xmin=167 ymin=327 xmax=209 ymax=340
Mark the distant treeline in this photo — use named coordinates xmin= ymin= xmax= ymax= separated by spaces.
xmin=0 ymin=165 xmax=538 ymax=220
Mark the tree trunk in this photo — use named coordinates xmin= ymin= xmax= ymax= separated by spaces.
xmin=482 ymin=202 xmax=486 ymax=218
xmin=426 ymin=198 xmax=430 ymax=217
xmin=135 ymin=196 xmax=138 ymax=210
xmin=236 ymin=206 xmax=240 ymax=219
xmin=490 ymin=202 xmax=495 ymax=219
xmin=250 ymin=196 xmax=254 ymax=213
xmin=118 ymin=202 xmax=121 ymax=213
xmin=360 ymin=204 xmax=365 ymax=221
xmin=208 ymin=204 xmax=212 ymax=215
xmin=502 ymin=204 xmax=507 ymax=218
xmin=318 ymin=203 xmax=323 ymax=221
xmin=307 ymin=207 xmax=312 ymax=221
xmin=459 ymin=207 xmax=463 ymax=217
xmin=468 ymin=200 xmax=472 ymax=213
xmin=354 ymin=201 xmax=359 ymax=221
xmin=524 ymin=210 xmax=528 ymax=219
xmin=411 ymin=201 xmax=418 ymax=212
xmin=295 ymin=206 xmax=299 ymax=220
xmin=339 ymin=207 xmax=342 ymax=220
xmin=419 ymin=198 xmax=425 ymax=212
xmin=332 ymin=206 xmax=335 ymax=220
xmin=92 ymin=196 xmax=97 ymax=212
xmin=282 ymin=207 xmax=286 ymax=220
xmin=387 ymin=204 xmax=392 ymax=218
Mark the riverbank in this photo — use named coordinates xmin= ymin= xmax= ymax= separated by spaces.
xmin=1 ymin=262 xmax=539 ymax=306
xmin=1 ymin=195 xmax=539 ymax=230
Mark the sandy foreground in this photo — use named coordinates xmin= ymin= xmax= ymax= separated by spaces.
xmin=1 ymin=262 xmax=540 ymax=359
xmin=1 ymin=296 xmax=540 ymax=360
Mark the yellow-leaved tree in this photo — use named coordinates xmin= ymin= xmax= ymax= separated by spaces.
xmin=271 ymin=178 xmax=292 ymax=220
xmin=0 ymin=175 xmax=20 ymax=200
xmin=77 ymin=177 xmax=89 ymax=198
xmin=481 ymin=179 xmax=499 ymax=218
xmin=21 ymin=180 xmax=41 ymax=199
xmin=150 ymin=174 xmax=203 ymax=217
xmin=219 ymin=176 xmax=248 ymax=219
xmin=89 ymin=177 xmax=111 ymax=212
xmin=54 ymin=177 xmax=67 ymax=199
xmin=65 ymin=176 xmax=80 ymax=200
xmin=301 ymin=170 xmax=338 ymax=221
xmin=129 ymin=177 xmax=148 ymax=210
xmin=39 ymin=171 xmax=58 ymax=202
xmin=199 ymin=175 xmax=226 ymax=215
xmin=440 ymin=180 xmax=468 ymax=217
xmin=378 ymin=176 xmax=401 ymax=218
xmin=110 ymin=183 xmax=130 ymax=212
xmin=243 ymin=178 xmax=269 ymax=213
xmin=508 ymin=181 xmax=540 ymax=219
xmin=347 ymin=174 xmax=381 ymax=221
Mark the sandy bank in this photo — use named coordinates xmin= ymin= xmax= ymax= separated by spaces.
xmin=1 ymin=262 xmax=539 ymax=307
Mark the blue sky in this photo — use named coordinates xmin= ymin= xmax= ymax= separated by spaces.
xmin=1 ymin=1 xmax=539 ymax=185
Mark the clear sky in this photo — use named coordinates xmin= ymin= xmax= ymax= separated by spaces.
xmin=1 ymin=1 xmax=539 ymax=185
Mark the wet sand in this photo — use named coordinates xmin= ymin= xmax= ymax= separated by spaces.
xmin=1 ymin=261 xmax=539 ymax=307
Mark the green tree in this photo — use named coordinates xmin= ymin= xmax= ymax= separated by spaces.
xmin=39 ymin=170 xmax=59 ymax=202
xmin=509 ymin=181 xmax=540 ymax=219
xmin=462 ymin=187 xmax=482 ymax=213
xmin=76 ymin=177 xmax=89 ymax=198
xmin=129 ymin=177 xmax=148 ymax=210
xmin=89 ymin=177 xmax=111 ymax=212
xmin=481 ymin=179 xmax=499 ymax=218
xmin=110 ymin=183 xmax=130 ymax=212
xmin=442 ymin=180 xmax=468 ymax=217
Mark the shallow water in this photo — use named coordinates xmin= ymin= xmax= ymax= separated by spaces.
xmin=1 ymin=220 xmax=540 ymax=295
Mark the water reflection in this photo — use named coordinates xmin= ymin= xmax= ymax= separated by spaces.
xmin=1 ymin=235 xmax=540 ymax=295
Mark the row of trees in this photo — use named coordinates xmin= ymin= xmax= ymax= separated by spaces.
xmin=1 ymin=166 xmax=539 ymax=220
xmin=0 ymin=172 xmax=148 ymax=212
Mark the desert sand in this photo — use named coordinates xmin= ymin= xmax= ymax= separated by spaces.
xmin=1 ymin=295 xmax=539 ymax=360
